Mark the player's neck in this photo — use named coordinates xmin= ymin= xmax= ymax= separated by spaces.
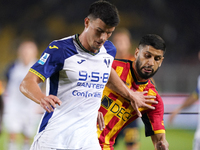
xmin=79 ymin=33 xmax=98 ymax=53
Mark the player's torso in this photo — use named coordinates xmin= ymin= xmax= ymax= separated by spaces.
xmin=38 ymin=35 xmax=115 ymax=148
xmin=54 ymin=38 xmax=114 ymax=114
xmin=97 ymin=60 xmax=155 ymax=149
xmin=98 ymin=88 xmax=137 ymax=149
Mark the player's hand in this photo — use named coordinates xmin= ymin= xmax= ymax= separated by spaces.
xmin=40 ymin=95 xmax=62 ymax=113
xmin=97 ymin=111 xmax=105 ymax=131
xmin=156 ymin=141 xmax=169 ymax=150
xmin=130 ymin=90 xmax=157 ymax=117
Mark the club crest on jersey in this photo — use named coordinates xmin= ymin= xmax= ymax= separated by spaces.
xmin=38 ymin=53 xmax=50 ymax=65
xmin=104 ymin=58 xmax=110 ymax=68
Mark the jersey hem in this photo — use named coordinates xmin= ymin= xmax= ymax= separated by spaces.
xmin=29 ymin=68 xmax=46 ymax=82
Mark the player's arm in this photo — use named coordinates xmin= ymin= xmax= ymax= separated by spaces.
xmin=168 ymin=92 xmax=198 ymax=124
xmin=151 ymin=133 xmax=169 ymax=150
xmin=19 ymin=71 xmax=61 ymax=113
xmin=106 ymin=68 xmax=157 ymax=117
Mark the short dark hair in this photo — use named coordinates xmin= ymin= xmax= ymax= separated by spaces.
xmin=139 ymin=34 xmax=166 ymax=54
xmin=88 ymin=0 xmax=120 ymax=27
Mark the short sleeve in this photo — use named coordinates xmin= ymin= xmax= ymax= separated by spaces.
xmin=30 ymin=41 xmax=65 ymax=81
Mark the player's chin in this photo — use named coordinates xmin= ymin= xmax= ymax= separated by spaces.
xmin=141 ymin=73 xmax=152 ymax=79
xmin=95 ymin=45 xmax=102 ymax=50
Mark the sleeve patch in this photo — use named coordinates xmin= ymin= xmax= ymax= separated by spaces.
xmin=38 ymin=53 xmax=50 ymax=65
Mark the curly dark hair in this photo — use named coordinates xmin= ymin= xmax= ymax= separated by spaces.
xmin=139 ymin=34 xmax=166 ymax=54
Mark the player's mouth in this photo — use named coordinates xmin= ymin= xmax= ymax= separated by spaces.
xmin=96 ymin=41 xmax=103 ymax=46
xmin=142 ymin=67 xmax=153 ymax=73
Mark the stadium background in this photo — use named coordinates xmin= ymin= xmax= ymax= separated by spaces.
xmin=0 ymin=0 xmax=200 ymax=149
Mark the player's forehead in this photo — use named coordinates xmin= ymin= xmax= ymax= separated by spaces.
xmin=139 ymin=45 xmax=164 ymax=57
xmin=90 ymin=18 xmax=115 ymax=32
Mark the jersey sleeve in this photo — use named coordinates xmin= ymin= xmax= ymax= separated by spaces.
xmin=104 ymin=40 xmax=117 ymax=58
xmin=30 ymin=41 xmax=65 ymax=82
xmin=141 ymin=94 xmax=165 ymax=137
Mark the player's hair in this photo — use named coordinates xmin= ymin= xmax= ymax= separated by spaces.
xmin=139 ymin=34 xmax=166 ymax=54
xmin=88 ymin=0 xmax=120 ymax=27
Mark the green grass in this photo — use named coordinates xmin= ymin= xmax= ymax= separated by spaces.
xmin=0 ymin=127 xmax=195 ymax=150
xmin=0 ymin=127 xmax=33 ymax=150
xmin=114 ymin=128 xmax=195 ymax=150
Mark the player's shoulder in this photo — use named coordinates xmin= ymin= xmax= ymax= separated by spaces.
xmin=103 ymin=40 xmax=117 ymax=57
xmin=45 ymin=35 xmax=78 ymax=58
xmin=49 ymin=35 xmax=75 ymax=50
xmin=114 ymin=59 xmax=132 ymax=63
xmin=111 ymin=59 xmax=132 ymax=72
xmin=113 ymin=59 xmax=132 ymax=66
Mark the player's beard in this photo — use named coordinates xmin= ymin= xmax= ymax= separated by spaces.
xmin=135 ymin=59 xmax=159 ymax=80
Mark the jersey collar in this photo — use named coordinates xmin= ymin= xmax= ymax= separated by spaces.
xmin=75 ymin=34 xmax=100 ymax=56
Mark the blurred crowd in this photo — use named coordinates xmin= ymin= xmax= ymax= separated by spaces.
xmin=0 ymin=0 xmax=200 ymax=93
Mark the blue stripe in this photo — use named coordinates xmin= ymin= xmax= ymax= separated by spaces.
xmin=38 ymin=37 xmax=77 ymax=132
xmin=38 ymin=65 xmax=60 ymax=132
xmin=39 ymin=111 xmax=54 ymax=133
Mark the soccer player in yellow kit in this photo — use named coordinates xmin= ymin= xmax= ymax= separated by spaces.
xmin=97 ymin=34 xmax=169 ymax=150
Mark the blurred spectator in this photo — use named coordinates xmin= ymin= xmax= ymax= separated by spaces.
xmin=111 ymin=28 xmax=135 ymax=61
xmin=168 ymin=51 xmax=200 ymax=150
xmin=111 ymin=28 xmax=140 ymax=150
xmin=3 ymin=41 xmax=43 ymax=150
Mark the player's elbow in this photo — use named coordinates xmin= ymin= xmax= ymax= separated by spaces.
xmin=19 ymin=80 xmax=26 ymax=95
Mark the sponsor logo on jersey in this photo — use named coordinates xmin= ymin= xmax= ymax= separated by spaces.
xmin=101 ymin=96 xmax=113 ymax=109
xmin=77 ymin=82 xmax=105 ymax=89
xmin=102 ymin=96 xmax=132 ymax=121
xmin=38 ymin=53 xmax=50 ymax=65
xmin=78 ymin=71 xmax=109 ymax=84
xmin=72 ymin=90 xmax=101 ymax=98
xmin=49 ymin=45 xmax=58 ymax=49
xmin=104 ymin=58 xmax=110 ymax=68
xmin=77 ymin=59 xmax=86 ymax=64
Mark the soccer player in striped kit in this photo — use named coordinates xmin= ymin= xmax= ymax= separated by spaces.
xmin=97 ymin=34 xmax=169 ymax=150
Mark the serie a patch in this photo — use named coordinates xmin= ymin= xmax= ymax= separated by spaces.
xmin=38 ymin=53 xmax=50 ymax=65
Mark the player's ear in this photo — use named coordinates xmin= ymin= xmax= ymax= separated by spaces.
xmin=159 ymin=57 xmax=164 ymax=67
xmin=84 ymin=17 xmax=90 ymax=28
xmin=134 ymin=48 xmax=139 ymax=58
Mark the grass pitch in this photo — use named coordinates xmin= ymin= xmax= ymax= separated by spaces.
xmin=0 ymin=127 xmax=195 ymax=150
xmin=114 ymin=128 xmax=195 ymax=150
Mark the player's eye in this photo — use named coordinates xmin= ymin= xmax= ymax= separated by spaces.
xmin=97 ymin=28 xmax=104 ymax=33
xmin=144 ymin=53 xmax=151 ymax=58
xmin=154 ymin=56 xmax=161 ymax=61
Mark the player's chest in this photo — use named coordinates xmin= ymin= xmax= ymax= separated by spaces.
xmin=60 ymin=54 xmax=113 ymax=84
